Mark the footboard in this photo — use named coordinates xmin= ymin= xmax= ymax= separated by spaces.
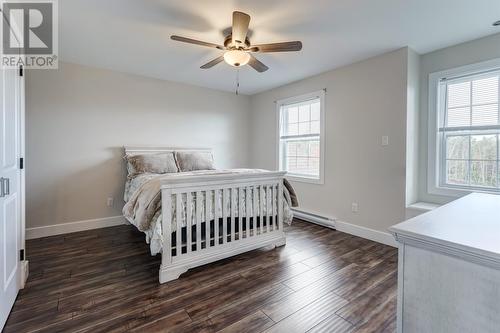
xmin=159 ymin=171 xmax=287 ymax=283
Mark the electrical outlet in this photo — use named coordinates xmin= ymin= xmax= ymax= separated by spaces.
xmin=351 ymin=202 xmax=359 ymax=213
xmin=382 ymin=136 xmax=389 ymax=146
xmin=107 ymin=197 xmax=114 ymax=207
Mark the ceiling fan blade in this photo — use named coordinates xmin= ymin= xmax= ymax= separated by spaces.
xmin=248 ymin=55 xmax=268 ymax=73
xmin=251 ymin=41 xmax=302 ymax=53
xmin=200 ymin=56 xmax=224 ymax=69
xmin=232 ymin=11 xmax=250 ymax=45
xmin=171 ymin=35 xmax=224 ymax=50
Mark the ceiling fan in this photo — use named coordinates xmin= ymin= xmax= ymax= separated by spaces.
xmin=171 ymin=11 xmax=302 ymax=73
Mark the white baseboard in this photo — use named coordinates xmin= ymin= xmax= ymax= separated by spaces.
xmin=292 ymin=208 xmax=397 ymax=247
xmin=26 ymin=215 xmax=128 ymax=239
xmin=334 ymin=220 xmax=397 ymax=247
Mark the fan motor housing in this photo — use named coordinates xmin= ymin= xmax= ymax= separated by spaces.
xmin=224 ymin=35 xmax=251 ymax=49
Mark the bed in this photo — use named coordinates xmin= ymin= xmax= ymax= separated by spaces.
xmin=122 ymin=147 xmax=296 ymax=283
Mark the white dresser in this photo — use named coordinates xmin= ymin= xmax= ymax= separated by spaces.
xmin=390 ymin=193 xmax=500 ymax=333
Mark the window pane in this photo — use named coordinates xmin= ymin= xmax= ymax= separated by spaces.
xmin=286 ymin=156 xmax=297 ymax=170
xmin=447 ymin=107 xmax=471 ymax=127
xmin=308 ymin=158 xmax=320 ymax=175
xmin=310 ymin=121 xmax=320 ymax=134
xmin=472 ymin=104 xmax=499 ymax=126
xmin=310 ymin=141 xmax=320 ymax=158
xmin=287 ymin=107 xmax=298 ymax=123
xmin=286 ymin=141 xmax=297 ymax=156
xmin=471 ymin=135 xmax=497 ymax=160
xmin=470 ymin=161 xmax=497 ymax=188
xmin=287 ymin=123 xmax=298 ymax=136
xmin=296 ymin=141 xmax=308 ymax=156
xmin=446 ymin=160 xmax=469 ymax=185
xmin=298 ymin=105 xmax=310 ymax=122
xmin=296 ymin=157 xmax=308 ymax=172
xmin=298 ymin=122 xmax=310 ymax=135
xmin=283 ymin=139 xmax=320 ymax=177
xmin=472 ymin=77 xmax=499 ymax=105
xmin=446 ymin=136 xmax=469 ymax=159
xmin=311 ymin=102 xmax=320 ymax=121
xmin=448 ymin=81 xmax=471 ymax=108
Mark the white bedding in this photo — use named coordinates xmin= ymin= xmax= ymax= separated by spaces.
xmin=124 ymin=169 xmax=293 ymax=255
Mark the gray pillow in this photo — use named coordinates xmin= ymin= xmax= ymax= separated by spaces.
xmin=125 ymin=153 xmax=178 ymax=177
xmin=175 ymin=151 xmax=215 ymax=172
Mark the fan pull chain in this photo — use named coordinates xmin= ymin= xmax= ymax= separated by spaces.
xmin=235 ymin=69 xmax=240 ymax=95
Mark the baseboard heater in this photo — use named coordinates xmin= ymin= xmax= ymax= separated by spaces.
xmin=292 ymin=208 xmax=397 ymax=247
xmin=292 ymin=208 xmax=336 ymax=229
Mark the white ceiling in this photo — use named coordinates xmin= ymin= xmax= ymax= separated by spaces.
xmin=60 ymin=0 xmax=500 ymax=95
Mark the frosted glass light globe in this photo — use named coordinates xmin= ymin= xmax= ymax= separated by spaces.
xmin=223 ymin=50 xmax=250 ymax=67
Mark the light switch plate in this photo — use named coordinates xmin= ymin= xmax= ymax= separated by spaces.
xmin=382 ymin=136 xmax=389 ymax=146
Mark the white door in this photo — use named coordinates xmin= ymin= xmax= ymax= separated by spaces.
xmin=0 ymin=31 xmax=23 ymax=330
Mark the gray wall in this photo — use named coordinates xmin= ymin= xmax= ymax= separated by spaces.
xmin=26 ymin=62 xmax=251 ymax=228
xmin=418 ymin=32 xmax=500 ymax=204
xmin=249 ymin=48 xmax=410 ymax=234
xmin=25 ymin=32 xmax=500 ymax=231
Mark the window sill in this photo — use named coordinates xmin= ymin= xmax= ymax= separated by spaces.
xmin=286 ymin=174 xmax=324 ymax=185
xmin=429 ymin=184 xmax=500 ymax=198
xmin=407 ymin=202 xmax=441 ymax=212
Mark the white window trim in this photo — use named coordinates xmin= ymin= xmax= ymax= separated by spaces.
xmin=427 ymin=57 xmax=500 ymax=197
xmin=276 ymin=90 xmax=326 ymax=185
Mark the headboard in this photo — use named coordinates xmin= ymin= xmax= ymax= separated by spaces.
xmin=123 ymin=146 xmax=213 ymax=156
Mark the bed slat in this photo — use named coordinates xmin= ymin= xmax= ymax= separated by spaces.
xmin=245 ymin=187 xmax=251 ymax=239
xmin=214 ymin=189 xmax=220 ymax=245
xmin=266 ymin=186 xmax=271 ymax=233
xmin=270 ymin=184 xmax=276 ymax=231
xmin=176 ymin=194 xmax=182 ymax=256
xmin=253 ymin=185 xmax=258 ymax=237
xmin=230 ymin=188 xmax=235 ymax=242
xmin=205 ymin=190 xmax=211 ymax=248
xmin=186 ymin=192 xmax=192 ymax=254
xmin=222 ymin=188 xmax=228 ymax=244
xmin=196 ymin=191 xmax=202 ymax=250
xmin=259 ymin=185 xmax=266 ymax=235
xmin=237 ymin=188 xmax=243 ymax=240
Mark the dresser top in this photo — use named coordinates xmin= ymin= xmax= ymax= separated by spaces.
xmin=390 ymin=193 xmax=500 ymax=262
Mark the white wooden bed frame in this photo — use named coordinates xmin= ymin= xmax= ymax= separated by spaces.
xmin=124 ymin=146 xmax=287 ymax=283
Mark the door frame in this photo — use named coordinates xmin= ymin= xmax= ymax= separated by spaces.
xmin=19 ymin=64 xmax=27 ymax=288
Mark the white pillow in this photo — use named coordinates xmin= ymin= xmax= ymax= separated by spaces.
xmin=174 ymin=151 xmax=215 ymax=172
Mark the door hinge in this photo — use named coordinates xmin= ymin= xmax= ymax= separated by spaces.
xmin=20 ymin=157 xmax=24 ymax=170
xmin=19 ymin=65 xmax=23 ymax=77
xmin=20 ymin=249 xmax=25 ymax=261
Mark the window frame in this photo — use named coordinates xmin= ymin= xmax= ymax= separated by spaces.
xmin=428 ymin=58 xmax=500 ymax=197
xmin=276 ymin=90 xmax=326 ymax=184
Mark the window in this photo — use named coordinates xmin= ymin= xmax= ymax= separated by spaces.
xmin=431 ymin=61 xmax=500 ymax=194
xmin=277 ymin=90 xmax=325 ymax=183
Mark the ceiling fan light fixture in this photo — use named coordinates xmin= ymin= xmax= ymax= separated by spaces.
xmin=223 ymin=50 xmax=250 ymax=67
xmin=172 ymin=11 xmax=302 ymax=73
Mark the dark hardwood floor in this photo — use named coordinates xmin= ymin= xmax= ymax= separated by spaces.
xmin=4 ymin=219 xmax=397 ymax=333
